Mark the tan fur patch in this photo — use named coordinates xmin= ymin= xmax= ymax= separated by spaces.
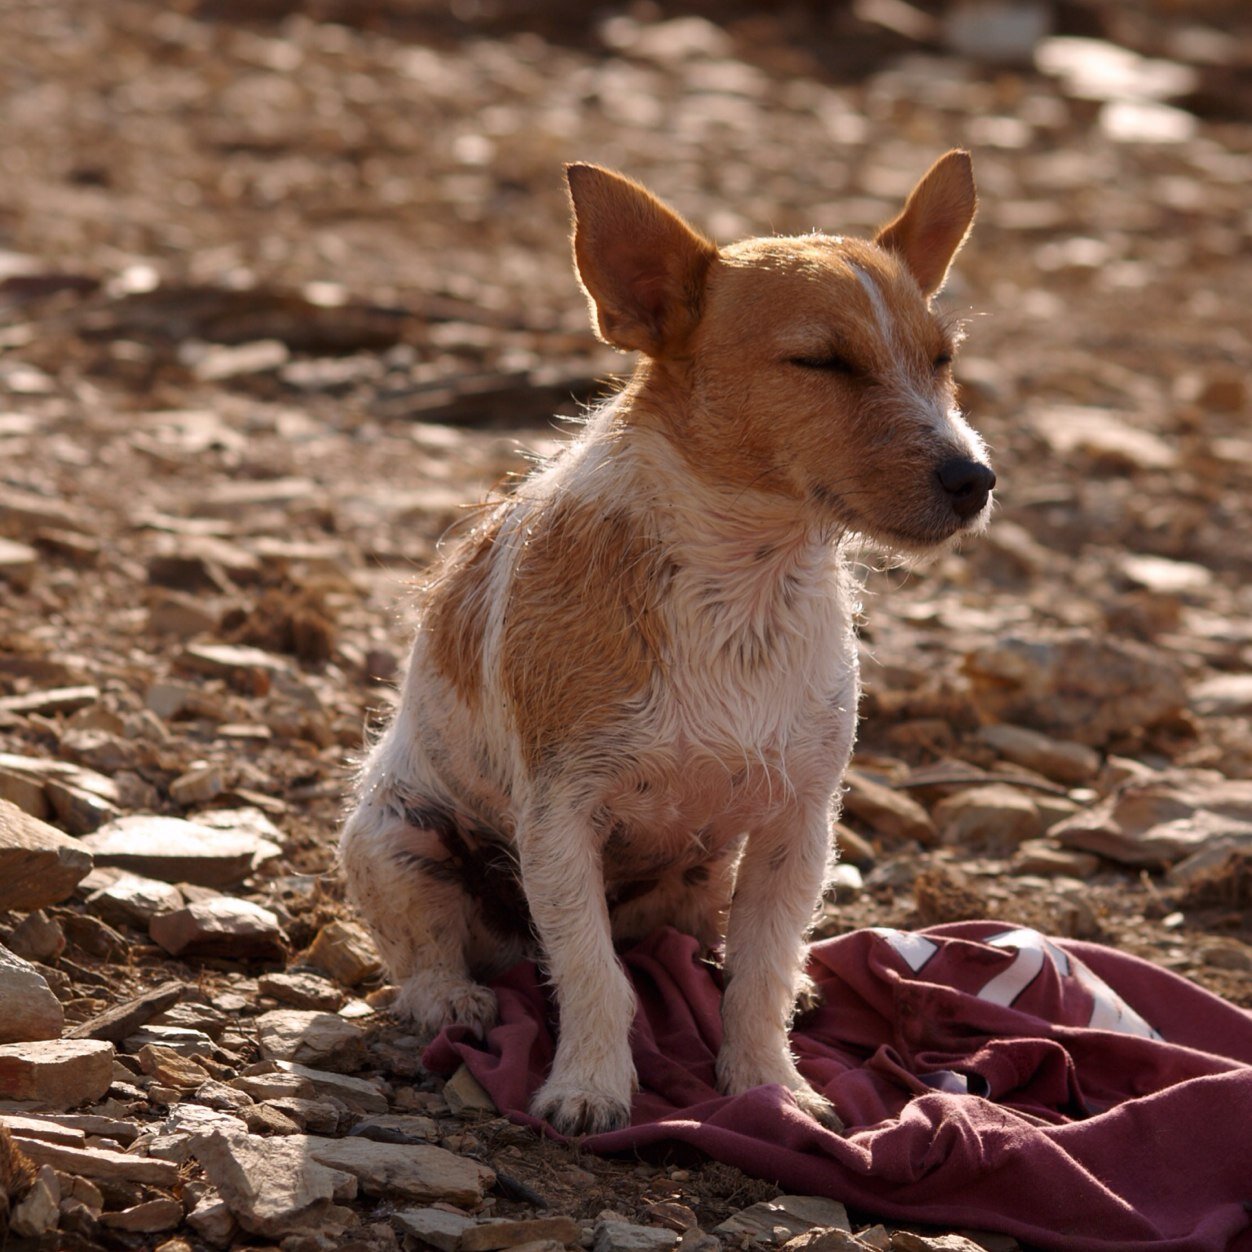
xmin=501 ymin=498 xmax=666 ymax=769
xmin=425 ymin=515 xmax=500 ymax=707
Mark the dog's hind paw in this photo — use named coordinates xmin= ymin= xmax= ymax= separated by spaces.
xmin=394 ymin=975 xmax=499 ymax=1039
xmin=530 ymin=1079 xmax=632 ymax=1136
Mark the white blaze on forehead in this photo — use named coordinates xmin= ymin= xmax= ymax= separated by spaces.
xmin=851 ymin=265 xmax=896 ymax=350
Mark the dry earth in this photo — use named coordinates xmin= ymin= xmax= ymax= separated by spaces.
xmin=1 ymin=1 xmax=1251 ymax=1249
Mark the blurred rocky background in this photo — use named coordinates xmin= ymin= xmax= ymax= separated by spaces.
xmin=1 ymin=0 xmax=1250 ymax=1248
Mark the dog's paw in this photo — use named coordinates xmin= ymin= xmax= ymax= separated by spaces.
xmin=394 ymin=975 xmax=498 ymax=1039
xmin=716 ymin=1050 xmax=845 ymax=1134
xmin=530 ymin=1078 xmax=633 ymax=1136
xmin=790 ymin=1082 xmax=846 ymax=1134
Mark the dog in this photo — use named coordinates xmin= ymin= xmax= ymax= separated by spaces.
xmin=341 ymin=150 xmax=994 ymax=1135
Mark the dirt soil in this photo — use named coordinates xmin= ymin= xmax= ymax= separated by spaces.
xmin=1 ymin=1 xmax=1251 ymax=1249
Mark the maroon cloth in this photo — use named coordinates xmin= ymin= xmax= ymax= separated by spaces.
xmin=424 ymin=923 xmax=1252 ymax=1251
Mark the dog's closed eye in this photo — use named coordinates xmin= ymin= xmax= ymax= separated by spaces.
xmin=789 ymin=352 xmax=862 ymax=377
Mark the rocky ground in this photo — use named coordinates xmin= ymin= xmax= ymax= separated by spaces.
xmin=2 ymin=0 xmax=1252 ymax=1248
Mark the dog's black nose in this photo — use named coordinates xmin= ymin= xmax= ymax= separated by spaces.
xmin=936 ymin=458 xmax=996 ymax=519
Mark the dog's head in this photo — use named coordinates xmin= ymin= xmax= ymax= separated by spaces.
xmin=566 ymin=152 xmax=994 ymax=551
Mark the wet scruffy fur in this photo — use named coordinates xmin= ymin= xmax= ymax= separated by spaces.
xmin=341 ymin=152 xmax=994 ymax=1135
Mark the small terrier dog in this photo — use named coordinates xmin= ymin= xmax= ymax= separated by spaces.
xmin=342 ymin=151 xmax=993 ymax=1135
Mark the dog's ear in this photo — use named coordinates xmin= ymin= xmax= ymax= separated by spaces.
xmin=566 ymin=164 xmax=718 ymax=357
xmin=875 ymin=150 xmax=976 ymax=298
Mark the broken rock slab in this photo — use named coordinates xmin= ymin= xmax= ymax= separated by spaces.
xmin=348 ymin=1112 xmax=440 ymax=1144
xmin=304 ymin=919 xmax=382 ymax=987
xmin=149 ymin=896 xmax=286 ymax=960
xmin=8 ymin=1164 xmax=60 ymax=1239
xmin=258 ymin=969 xmax=345 ymax=1011
xmin=0 ymin=1038 xmax=114 ymax=1108
xmin=841 ymin=770 xmax=937 ymax=845
xmin=249 ymin=1059 xmax=388 ymax=1113
xmin=0 ymin=944 xmax=64 ymax=1043
xmin=594 ymin=1221 xmax=680 ymax=1252
xmin=83 ymin=869 xmax=185 ymax=928
xmin=302 ymin=1133 xmax=496 ymax=1205
xmin=191 ymin=1124 xmax=358 ymax=1239
xmin=715 ymin=1196 xmax=851 ymax=1244
xmin=255 ymin=1009 xmax=367 ymax=1070
xmin=393 ymin=1206 xmax=474 ymax=1251
xmin=461 ymin=1216 xmax=583 ymax=1250
xmin=1051 ymin=777 xmax=1252 ymax=869
xmin=934 ymin=784 xmax=1044 ymax=849
xmin=976 ymin=723 xmax=1101 ymax=786
xmin=11 ymin=1135 xmax=179 ymax=1186
xmin=963 ymin=631 xmax=1186 ymax=746
xmin=0 ymin=797 xmax=94 ymax=911
xmin=68 ymin=976 xmax=184 ymax=1046
xmin=79 ymin=814 xmax=277 ymax=886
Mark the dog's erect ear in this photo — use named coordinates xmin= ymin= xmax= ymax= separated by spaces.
xmin=875 ymin=150 xmax=977 ymax=298
xmin=566 ymin=163 xmax=718 ymax=357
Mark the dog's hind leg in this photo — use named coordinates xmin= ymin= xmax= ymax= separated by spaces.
xmin=340 ymin=801 xmax=500 ymax=1038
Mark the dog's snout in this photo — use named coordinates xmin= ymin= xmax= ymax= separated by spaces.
xmin=936 ymin=457 xmax=995 ymax=519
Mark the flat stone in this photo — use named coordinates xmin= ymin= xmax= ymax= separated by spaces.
xmin=1191 ymin=674 xmax=1252 ymax=718
xmin=85 ymin=871 xmax=185 ymax=928
xmin=1012 ymin=840 xmax=1101 ymax=878
xmin=169 ymin=764 xmax=226 ymax=806
xmin=79 ymin=815 xmax=273 ymax=886
xmin=241 ymin=1060 xmax=388 ymax=1113
xmin=191 ymin=805 xmax=285 ymax=851
xmin=302 ymin=1133 xmax=495 ymax=1205
xmin=892 ymin=1235 xmax=988 ymax=1252
xmin=977 ymin=724 xmax=1100 ymax=786
xmin=66 ymin=981 xmax=184 ymax=1044
xmin=6 ymin=910 xmax=66 ymax=963
xmin=934 ymin=785 xmax=1044 ymax=848
xmin=779 ymin=1233 xmax=870 ymax=1252
xmin=393 ymin=1206 xmax=474 ymax=1251
xmin=9 ymin=1164 xmax=60 ymax=1237
xmin=12 ymin=1135 xmax=178 ymax=1186
xmin=0 ymin=537 xmax=38 ymax=588
xmin=462 ymin=1217 xmax=583 ymax=1251
xmin=964 ymin=631 xmax=1185 ymax=746
xmin=99 ymin=1197 xmax=184 ymax=1233
xmin=1052 ymin=778 xmax=1252 ymax=869
xmin=124 ymin=1024 xmax=215 ymax=1056
xmin=26 ymin=1111 xmax=139 ymax=1145
xmin=137 ymin=1044 xmax=212 ymax=1091
xmin=264 ymin=1095 xmax=342 ymax=1134
xmin=349 ymin=1112 xmax=440 ymax=1145
xmin=443 ymin=1063 xmax=497 ymax=1115
xmin=258 ymin=969 xmax=345 ymax=1011
xmin=0 ymin=1038 xmax=114 ymax=1108
xmin=0 ymin=944 xmax=64 ymax=1043
xmin=841 ymin=770 xmax=937 ymax=844
xmin=0 ymin=1113 xmax=86 ymax=1146
xmin=0 ymin=798 xmax=94 ymax=910
xmin=0 ymin=685 xmax=100 ymax=717
xmin=715 ymin=1196 xmax=850 ymax=1244
xmin=255 ymin=1010 xmax=366 ymax=1070
xmin=191 ymin=1125 xmax=357 ymax=1238
xmin=187 ymin=1193 xmax=238 ymax=1245
xmin=150 ymin=897 xmax=286 ymax=960
xmin=304 ymin=919 xmax=382 ymax=987
xmin=594 ymin=1221 xmax=681 ymax=1252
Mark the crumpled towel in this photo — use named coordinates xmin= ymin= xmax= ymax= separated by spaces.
xmin=425 ymin=922 xmax=1252 ymax=1252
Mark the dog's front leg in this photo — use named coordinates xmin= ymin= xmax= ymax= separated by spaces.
xmin=519 ymin=800 xmax=637 ymax=1135
xmin=716 ymin=800 xmax=844 ymax=1131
